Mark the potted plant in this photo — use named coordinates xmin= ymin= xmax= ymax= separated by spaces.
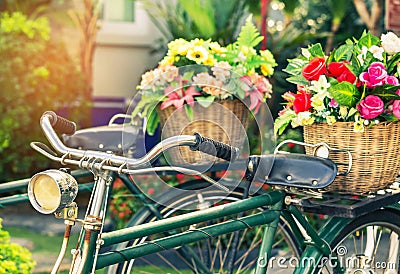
xmin=132 ymin=15 xmax=277 ymax=164
xmin=274 ymin=31 xmax=400 ymax=194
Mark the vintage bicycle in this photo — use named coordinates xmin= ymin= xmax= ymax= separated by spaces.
xmin=4 ymin=111 xmax=400 ymax=273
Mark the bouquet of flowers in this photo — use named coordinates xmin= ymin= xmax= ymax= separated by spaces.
xmin=133 ymin=15 xmax=277 ymax=135
xmin=274 ymin=31 xmax=400 ymax=134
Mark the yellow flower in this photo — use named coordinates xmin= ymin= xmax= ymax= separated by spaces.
xmin=326 ymin=116 xmax=336 ymax=125
xmin=260 ymin=63 xmax=274 ymax=76
xmin=186 ymin=46 xmax=209 ymax=64
xmin=190 ymin=38 xmax=206 ymax=47
xmin=260 ymin=49 xmax=276 ymax=64
xmin=353 ymin=117 xmax=365 ymax=133
xmin=203 ymin=55 xmax=216 ymax=66
xmin=159 ymin=56 xmax=175 ymax=66
xmin=168 ymin=38 xmax=190 ymax=56
xmin=209 ymin=42 xmax=226 ymax=55
xmin=353 ymin=121 xmax=364 ymax=132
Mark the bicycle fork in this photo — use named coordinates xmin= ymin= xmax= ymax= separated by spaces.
xmin=69 ymin=170 xmax=115 ymax=274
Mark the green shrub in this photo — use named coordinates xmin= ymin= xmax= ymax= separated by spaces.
xmin=0 ymin=11 xmax=86 ymax=182
xmin=0 ymin=218 xmax=35 ymax=274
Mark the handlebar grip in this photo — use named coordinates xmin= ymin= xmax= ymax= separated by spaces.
xmin=43 ymin=111 xmax=76 ymax=135
xmin=190 ymin=133 xmax=240 ymax=162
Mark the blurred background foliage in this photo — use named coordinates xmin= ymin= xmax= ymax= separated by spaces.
xmin=0 ymin=0 xmax=385 ymax=181
xmin=0 ymin=0 xmax=87 ymax=182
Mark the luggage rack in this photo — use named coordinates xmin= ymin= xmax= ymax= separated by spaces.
xmin=292 ymin=181 xmax=400 ymax=218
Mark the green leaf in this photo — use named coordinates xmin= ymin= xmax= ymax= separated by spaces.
xmin=286 ymin=74 xmax=309 ymax=86
xmin=357 ymin=32 xmax=380 ymax=48
xmin=370 ymin=85 xmax=400 ymax=100
xmin=146 ymin=109 xmax=160 ymax=136
xmin=329 ymin=0 xmax=349 ymax=24
xmin=211 ymin=0 xmax=237 ymax=31
xmin=132 ymin=95 xmax=163 ymax=118
xmin=360 ymin=51 xmax=375 ymax=72
xmin=384 ymin=114 xmax=399 ymax=122
xmin=348 ymin=107 xmax=358 ymax=117
xmin=195 ymin=96 xmax=215 ymax=108
xmin=387 ymin=52 xmax=400 ymax=75
xmin=274 ymin=110 xmax=297 ymax=135
xmin=283 ymin=58 xmax=308 ymax=76
xmin=333 ymin=44 xmax=353 ymax=62
xmin=281 ymin=0 xmax=299 ymax=16
xmin=184 ymin=104 xmax=194 ymax=121
xmin=177 ymin=0 xmax=216 ymax=37
xmin=181 ymin=71 xmax=195 ymax=82
xmin=236 ymin=15 xmax=263 ymax=48
xmin=329 ymin=82 xmax=360 ymax=107
xmin=308 ymin=43 xmax=325 ymax=58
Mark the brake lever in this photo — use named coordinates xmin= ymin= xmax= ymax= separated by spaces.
xmin=30 ymin=142 xmax=62 ymax=162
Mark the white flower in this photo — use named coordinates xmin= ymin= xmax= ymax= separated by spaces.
xmin=193 ymin=72 xmax=215 ymax=86
xmin=309 ymin=75 xmax=331 ymax=98
xmin=356 ymin=45 xmax=384 ymax=63
xmin=291 ymin=111 xmax=315 ymax=127
xmin=311 ymin=94 xmax=326 ymax=112
xmin=159 ymin=65 xmax=179 ymax=82
xmin=369 ymin=45 xmax=384 ymax=60
xmin=211 ymin=61 xmax=232 ymax=81
xmin=381 ymin=32 xmax=400 ymax=55
xmin=357 ymin=46 xmax=369 ymax=65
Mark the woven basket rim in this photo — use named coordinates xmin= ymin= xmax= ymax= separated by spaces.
xmin=303 ymin=121 xmax=400 ymax=194
xmin=305 ymin=121 xmax=399 ymax=127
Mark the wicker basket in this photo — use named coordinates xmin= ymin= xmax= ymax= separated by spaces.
xmin=303 ymin=122 xmax=400 ymax=194
xmin=158 ymin=100 xmax=249 ymax=165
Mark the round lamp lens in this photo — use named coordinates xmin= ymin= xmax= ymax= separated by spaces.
xmin=32 ymin=175 xmax=61 ymax=212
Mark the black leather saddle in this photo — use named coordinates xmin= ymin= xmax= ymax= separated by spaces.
xmin=248 ymin=154 xmax=337 ymax=189
xmin=62 ymin=124 xmax=145 ymax=157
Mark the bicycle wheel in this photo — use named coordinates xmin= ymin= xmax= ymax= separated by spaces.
xmin=104 ymin=181 xmax=300 ymax=274
xmin=315 ymin=209 xmax=400 ymax=274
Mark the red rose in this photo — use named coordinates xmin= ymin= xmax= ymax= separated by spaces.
xmin=327 ymin=62 xmax=356 ymax=83
xmin=293 ymin=89 xmax=312 ymax=114
xmin=327 ymin=62 xmax=347 ymax=77
xmin=302 ymin=57 xmax=327 ymax=81
xmin=337 ymin=70 xmax=356 ymax=83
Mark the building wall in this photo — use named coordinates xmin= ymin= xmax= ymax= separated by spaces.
xmin=91 ymin=2 xmax=162 ymax=124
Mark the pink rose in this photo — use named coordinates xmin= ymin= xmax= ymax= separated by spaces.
xmin=359 ymin=62 xmax=388 ymax=88
xmin=393 ymin=100 xmax=400 ymax=119
xmin=386 ymin=76 xmax=400 ymax=95
xmin=356 ymin=95 xmax=384 ymax=119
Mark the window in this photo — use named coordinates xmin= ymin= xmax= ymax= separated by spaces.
xmin=100 ymin=0 xmax=135 ymax=22
xmin=96 ymin=0 xmax=158 ymax=46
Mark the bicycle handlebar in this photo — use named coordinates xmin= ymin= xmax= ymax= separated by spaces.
xmin=35 ymin=112 xmax=240 ymax=170
xmin=43 ymin=111 xmax=76 ymax=135
xmin=191 ymin=133 xmax=240 ymax=162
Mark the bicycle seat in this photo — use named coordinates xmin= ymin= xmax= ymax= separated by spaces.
xmin=249 ymin=154 xmax=337 ymax=189
xmin=62 ymin=124 xmax=145 ymax=157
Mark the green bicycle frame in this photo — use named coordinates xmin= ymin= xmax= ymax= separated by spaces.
xmin=71 ymin=185 xmax=355 ymax=274
xmin=79 ymin=190 xmax=285 ymax=272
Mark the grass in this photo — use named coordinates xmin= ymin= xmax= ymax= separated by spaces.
xmin=7 ymin=226 xmax=191 ymax=273
xmin=7 ymin=226 xmax=79 ymax=254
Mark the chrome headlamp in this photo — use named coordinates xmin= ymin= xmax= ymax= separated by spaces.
xmin=28 ymin=169 xmax=78 ymax=214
